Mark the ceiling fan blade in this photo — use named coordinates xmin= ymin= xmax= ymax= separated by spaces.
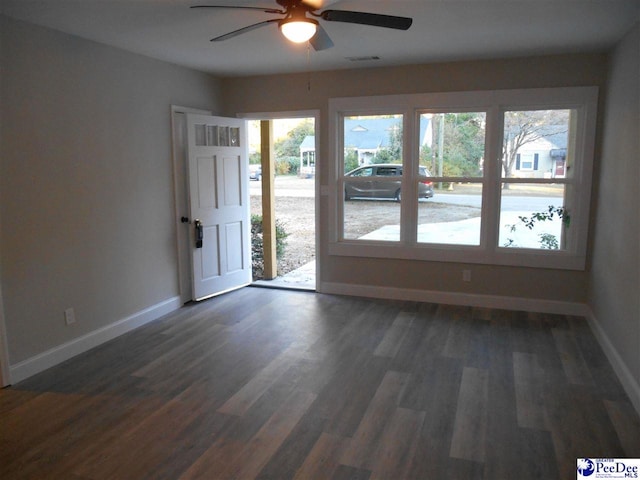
xmin=320 ymin=10 xmax=412 ymax=30
xmin=211 ymin=19 xmax=280 ymax=42
xmin=310 ymin=24 xmax=334 ymax=51
xmin=191 ymin=5 xmax=284 ymax=14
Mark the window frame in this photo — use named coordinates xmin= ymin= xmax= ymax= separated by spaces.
xmin=328 ymin=87 xmax=598 ymax=270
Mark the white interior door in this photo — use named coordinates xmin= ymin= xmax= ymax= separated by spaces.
xmin=186 ymin=113 xmax=251 ymax=301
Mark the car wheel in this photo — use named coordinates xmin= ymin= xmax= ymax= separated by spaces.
xmin=395 ymin=189 xmax=401 ymax=202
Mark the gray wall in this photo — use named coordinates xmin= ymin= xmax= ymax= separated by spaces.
xmin=221 ymin=53 xmax=608 ymax=304
xmin=0 ymin=16 xmax=221 ymax=364
xmin=589 ymin=23 xmax=640 ymax=389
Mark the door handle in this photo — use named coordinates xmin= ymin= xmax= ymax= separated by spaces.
xmin=194 ymin=219 xmax=203 ymax=249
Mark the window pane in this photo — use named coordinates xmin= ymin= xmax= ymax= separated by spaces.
xmin=499 ymin=183 xmax=567 ymax=250
xmin=502 ymin=109 xmax=573 ymax=179
xmin=342 ymin=113 xmax=403 ymax=241
xmin=344 ymin=200 xmax=401 ymax=241
xmin=419 ymin=112 xmax=485 ymax=178
xmin=417 ymin=183 xmax=482 ymax=245
xmin=344 ymin=114 xmax=403 ymax=174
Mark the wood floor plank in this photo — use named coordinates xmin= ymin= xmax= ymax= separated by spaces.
xmin=441 ymin=305 xmax=475 ymax=359
xmin=180 ymin=389 xmax=316 ymax=480
xmin=545 ymin=384 xmax=626 ymax=479
xmin=447 ymin=457 xmax=485 ymax=480
xmin=403 ymin=434 xmax=452 ymax=479
xmin=2 ymin=289 xmax=639 ymax=480
xmin=229 ymin=389 xmax=317 ymax=480
xmin=2 ymin=392 xmax=168 ymax=480
xmin=373 ymin=311 xmax=415 ymax=358
xmin=292 ymin=432 xmax=350 ymax=480
xmin=331 ymin=464 xmax=372 ymax=480
xmin=310 ymin=347 xmax=390 ymax=437
xmin=72 ymin=395 xmax=211 ymax=480
xmin=0 ymin=388 xmax=40 ymax=415
xmin=368 ymin=407 xmax=425 ymax=480
xmin=217 ymin=347 xmax=296 ymax=416
xmin=254 ymin=411 xmax=327 ymax=480
xmin=131 ymin=323 xmax=228 ymax=378
xmin=449 ymin=366 xmax=489 ymax=463
xmin=340 ymin=370 xmax=410 ymax=469
xmin=552 ymin=327 xmax=595 ymax=386
xmin=513 ymin=351 xmax=549 ymax=430
xmin=389 ymin=307 xmax=437 ymax=372
xmin=604 ymin=399 xmax=640 ymax=456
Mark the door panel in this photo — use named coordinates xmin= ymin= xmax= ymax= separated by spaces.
xmin=225 ymin=222 xmax=244 ymax=273
xmin=186 ymin=114 xmax=250 ymax=301
xmin=201 ymin=225 xmax=220 ymax=279
xmin=197 ymin=157 xmax=217 ymax=208
xmin=223 ymin=156 xmax=242 ymax=206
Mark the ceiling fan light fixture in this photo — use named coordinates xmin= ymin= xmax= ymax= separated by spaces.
xmin=279 ymin=17 xmax=318 ymax=43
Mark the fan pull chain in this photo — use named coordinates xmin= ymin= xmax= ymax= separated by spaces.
xmin=306 ymin=42 xmax=311 ymax=92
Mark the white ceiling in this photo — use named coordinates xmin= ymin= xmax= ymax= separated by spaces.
xmin=2 ymin=0 xmax=639 ymax=77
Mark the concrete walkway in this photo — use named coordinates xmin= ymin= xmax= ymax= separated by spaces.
xmin=252 ymin=260 xmax=316 ymax=290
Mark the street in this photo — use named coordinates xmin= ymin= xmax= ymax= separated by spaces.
xmin=250 ymin=175 xmax=564 ymax=212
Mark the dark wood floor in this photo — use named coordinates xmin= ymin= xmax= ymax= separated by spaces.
xmin=1 ymin=288 xmax=639 ymax=479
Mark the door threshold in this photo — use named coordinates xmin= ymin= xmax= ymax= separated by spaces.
xmin=250 ymin=282 xmax=315 ymax=292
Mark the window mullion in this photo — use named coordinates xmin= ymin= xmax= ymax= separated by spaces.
xmin=482 ymin=105 xmax=504 ymax=253
xmin=402 ymin=111 xmax=417 ymax=245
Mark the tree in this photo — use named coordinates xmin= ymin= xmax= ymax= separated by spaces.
xmin=502 ymin=110 xmax=568 ymax=185
xmin=274 ymin=120 xmax=315 ymax=159
xmin=249 ymin=151 xmax=261 ymax=165
xmin=372 ymin=123 xmax=402 ymax=164
xmin=419 ymin=113 xmax=484 ymax=187
xmin=441 ymin=113 xmax=484 ymax=177
xmin=344 ymin=149 xmax=359 ymax=173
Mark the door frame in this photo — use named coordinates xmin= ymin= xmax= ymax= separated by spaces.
xmin=171 ymin=105 xmax=212 ymax=304
xmin=238 ymin=110 xmax=321 ymax=291
xmin=0 ymin=281 xmax=10 ymax=386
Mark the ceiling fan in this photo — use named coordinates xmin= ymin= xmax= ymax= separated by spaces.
xmin=191 ymin=0 xmax=413 ymax=51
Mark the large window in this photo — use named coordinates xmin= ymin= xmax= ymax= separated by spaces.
xmin=328 ymin=87 xmax=598 ymax=270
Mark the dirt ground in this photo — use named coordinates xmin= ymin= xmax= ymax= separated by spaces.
xmin=250 ymin=194 xmax=317 ymax=276
xmin=250 ymin=177 xmax=481 ymax=276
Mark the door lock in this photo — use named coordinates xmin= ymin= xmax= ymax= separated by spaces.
xmin=194 ymin=219 xmax=203 ymax=249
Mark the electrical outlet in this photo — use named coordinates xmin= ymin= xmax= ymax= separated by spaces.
xmin=462 ymin=270 xmax=472 ymax=282
xmin=64 ymin=307 xmax=76 ymax=326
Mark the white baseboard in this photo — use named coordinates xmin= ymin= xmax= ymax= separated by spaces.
xmin=9 ymin=296 xmax=181 ymax=384
xmin=319 ymin=281 xmax=589 ymax=316
xmin=585 ymin=308 xmax=640 ymax=416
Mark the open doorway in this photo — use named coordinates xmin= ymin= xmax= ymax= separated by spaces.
xmin=247 ymin=115 xmax=317 ymax=290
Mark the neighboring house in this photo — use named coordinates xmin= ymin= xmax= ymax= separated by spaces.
xmin=513 ymin=132 xmax=568 ymax=179
xmin=300 ymin=117 xmax=431 ymax=175
xmin=344 ymin=117 xmax=402 ymax=166
xmin=299 ymin=135 xmax=316 ymax=177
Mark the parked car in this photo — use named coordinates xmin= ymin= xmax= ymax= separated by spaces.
xmin=249 ymin=164 xmax=262 ymax=181
xmin=344 ymin=164 xmax=434 ymax=201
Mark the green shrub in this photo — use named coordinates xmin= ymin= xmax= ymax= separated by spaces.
xmin=251 ymin=214 xmax=288 ymax=279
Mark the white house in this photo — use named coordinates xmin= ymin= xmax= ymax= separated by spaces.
xmin=513 ymin=131 xmax=568 ymax=179
xmin=300 ymin=117 xmax=431 ymax=175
